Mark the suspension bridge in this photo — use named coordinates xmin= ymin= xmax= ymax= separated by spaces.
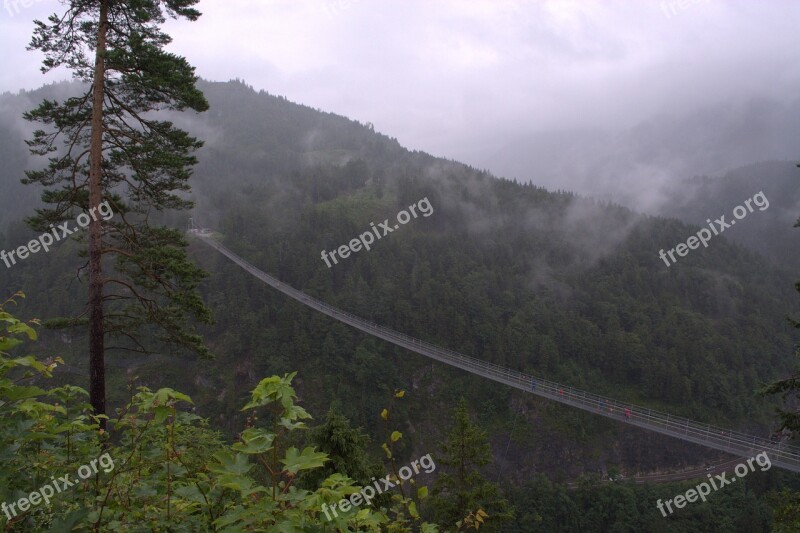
xmin=191 ymin=230 xmax=800 ymax=473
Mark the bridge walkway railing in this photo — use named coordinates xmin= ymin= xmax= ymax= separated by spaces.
xmin=195 ymin=234 xmax=800 ymax=473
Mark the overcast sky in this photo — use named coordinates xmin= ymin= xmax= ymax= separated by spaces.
xmin=1 ymin=0 xmax=798 ymax=190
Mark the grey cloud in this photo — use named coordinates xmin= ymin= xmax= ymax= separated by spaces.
xmin=1 ymin=0 xmax=797 ymax=205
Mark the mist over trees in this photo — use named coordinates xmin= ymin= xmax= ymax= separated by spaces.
xmin=0 ymin=2 xmax=799 ymax=531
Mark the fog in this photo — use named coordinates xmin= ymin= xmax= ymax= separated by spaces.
xmin=1 ymin=0 xmax=798 ymax=209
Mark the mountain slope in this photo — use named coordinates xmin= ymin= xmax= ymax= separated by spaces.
xmin=0 ymin=80 xmax=796 ymax=480
xmin=659 ymin=161 xmax=800 ymax=268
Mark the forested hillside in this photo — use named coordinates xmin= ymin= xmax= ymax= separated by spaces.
xmin=1 ymin=80 xmax=799 ymax=532
xmin=661 ymin=161 xmax=800 ymax=268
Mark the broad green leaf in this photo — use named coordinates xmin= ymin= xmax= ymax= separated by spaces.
xmin=281 ymin=446 xmax=328 ymax=474
xmin=153 ymin=387 xmax=193 ymax=407
xmin=12 ymin=356 xmax=48 ymax=371
xmin=210 ymin=450 xmax=253 ymax=476
xmin=282 ymin=403 xmax=312 ymax=422
xmin=154 ymin=405 xmax=172 ymax=425
xmin=0 ymin=385 xmax=46 ymax=401
xmin=242 ymin=372 xmax=298 ymax=411
xmin=320 ymin=472 xmax=357 ymax=489
xmin=0 ymin=337 xmax=23 ymax=351
xmin=278 ymin=418 xmax=308 ymax=431
xmin=231 ymin=427 xmax=275 ymax=455
xmin=8 ymin=322 xmax=37 ymax=340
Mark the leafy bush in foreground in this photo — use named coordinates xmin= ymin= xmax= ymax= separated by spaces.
xmin=0 ymin=293 xmax=443 ymax=531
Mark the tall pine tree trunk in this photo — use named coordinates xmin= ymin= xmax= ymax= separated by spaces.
xmin=88 ymin=0 xmax=109 ymax=428
xmin=25 ymin=2 xmax=211 ymax=425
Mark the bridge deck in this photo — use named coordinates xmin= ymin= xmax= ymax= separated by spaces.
xmin=194 ymin=233 xmax=800 ymax=473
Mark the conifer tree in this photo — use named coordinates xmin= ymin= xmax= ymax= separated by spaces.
xmin=431 ymin=397 xmax=513 ymax=529
xmin=23 ymin=0 xmax=211 ymax=426
xmin=301 ymin=407 xmax=383 ymax=490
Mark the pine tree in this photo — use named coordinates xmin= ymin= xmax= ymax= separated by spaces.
xmin=431 ymin=398 xmax=513 ymax=529
xmin=301 ymin=407 xmax=383 ymax=490
xmin=23 ymin=0 xmax=211 ymax=426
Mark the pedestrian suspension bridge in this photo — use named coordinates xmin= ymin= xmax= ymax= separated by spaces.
xmin=191 ymin=231 xmax=800 ymax=473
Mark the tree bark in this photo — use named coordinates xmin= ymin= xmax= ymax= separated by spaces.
xmin=88 ymin=0 xmax=109 ymax=430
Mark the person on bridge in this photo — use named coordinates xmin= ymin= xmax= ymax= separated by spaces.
xmin=531 ymin=378 xmax=537 ymax=391
xmin=625 ymin=407 xmax=631 ymax=420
